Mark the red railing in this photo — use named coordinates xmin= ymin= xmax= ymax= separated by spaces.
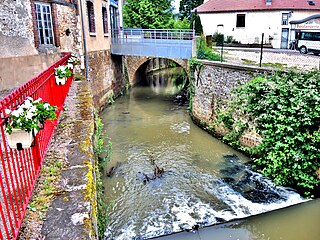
xmin=0 ymin=52 xmax=73 ymax=239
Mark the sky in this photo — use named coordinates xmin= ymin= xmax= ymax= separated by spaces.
xmin=172 ymin=0 xmax=180 ymax=13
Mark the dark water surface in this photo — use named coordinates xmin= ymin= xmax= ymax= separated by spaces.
xmin=100 ymin=70 xmax=305 ymax=239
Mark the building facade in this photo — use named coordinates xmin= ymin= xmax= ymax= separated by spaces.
xmin=0 ymin=0 xmax=125 ymax=109
xmin=196 ymin=0 xmax=320 ymax=48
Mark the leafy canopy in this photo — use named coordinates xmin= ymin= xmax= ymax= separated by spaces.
xmin=123 ymin=0 xmax=174 ymax=29
xmin=179 ymin=0 xmax=203 ymax=20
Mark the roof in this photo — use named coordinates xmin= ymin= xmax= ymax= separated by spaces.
xmin=196 ymin=0 xmax=320 ymax=13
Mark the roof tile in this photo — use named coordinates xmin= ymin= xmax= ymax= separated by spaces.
xmin=197 ymin=0 xmax=320 ymax=13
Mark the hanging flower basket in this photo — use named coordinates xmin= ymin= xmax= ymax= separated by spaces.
xmin=55 ymin=75 xmax=67 ymax=85
xmin=4 ymin=97 xmax=57 ymax=150
xmin=54 ymin=65 xmax=73 ymax=85
xmin=6 ymin=129 xmax=37 ymax=149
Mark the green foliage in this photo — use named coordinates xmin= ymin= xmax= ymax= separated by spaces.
xmin=123 ymin=0 xmax=173 ymax=29
xmin=217 ymin=70 xmax=320 ymax=197
xmin=54 ymin=65 xmax=73 ymax=78
xmin=5 ymin=97 xmax=57 ymax=134
xmin=196 ymin=36 xmax=221 ymax=61
xmin=179 ymin=0 xmax=203 ymax=21
xmin=187 ymin=58 xmax=203 ymax=111
xmin=108 ymin=93 xmax=115 ymax=105
xmin=172 ymin=17 xmax=190 ymax=29
xmin=94 ymin=113 xmax=112 ymax=172
xmin=93 ymin=112 xmax=114 ymax=237
xmin=190 ymin=11 xmax=203 ymax=35
xmin=212 ymin=32 xmax=224 ymax=46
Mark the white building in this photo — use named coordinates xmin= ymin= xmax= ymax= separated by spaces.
xmin=196 ymin=0 xmax=320 ymax=48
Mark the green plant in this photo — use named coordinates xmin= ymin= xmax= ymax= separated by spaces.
xmin=216 ymin=70 xmax=320 ymax=197
xmin=213 ymin=32 xmax=224 ymax=46
xmin=93 ymin=112 xmax=114 ymax=237
xmin=187 ymin=58 xmax=203 ymax=111
xmin=54 ymin=65 xmax=73 ymax=78
xmin=225 ymin=35 xmax=234 ymax=44
xmin=196 ymin=36 xmax=221 ymax=61
xmin=5 ymin=97 xmax=57 ymax=134
xmin=108 ymin=93 xmax=115 ymax=105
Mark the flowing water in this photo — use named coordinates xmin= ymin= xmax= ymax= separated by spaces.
xmin=100 ymin=68 xmax=305 ymax=240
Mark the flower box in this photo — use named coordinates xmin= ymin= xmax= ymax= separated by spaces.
xmin=55 ymin=75 xmax=67 ymax=85
xmin=4 ymin=97 xmax=57 ymax=149
xmin=6 ymin=128 xmax=37 ymax=149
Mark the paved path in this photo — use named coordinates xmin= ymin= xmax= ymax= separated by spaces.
xmin=214 ymin=47 xmax=320 ymax=70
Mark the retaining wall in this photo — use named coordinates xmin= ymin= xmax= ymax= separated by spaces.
xmin=191 ymin=60 xmax=271 ymax=147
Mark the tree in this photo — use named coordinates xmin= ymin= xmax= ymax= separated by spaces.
xmin=190 ymin=10 xmax=203 ymax=34
xmin=179 ymin=0 xmax=203 ymax=21
xmin=123 ymin=0 xmax=174 ymax=29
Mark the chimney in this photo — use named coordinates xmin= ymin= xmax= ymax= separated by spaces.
xmin=266 ymin=0 xmax=272 ymax=5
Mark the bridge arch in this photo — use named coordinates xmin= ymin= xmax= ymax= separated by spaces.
xmin=125 ymin=56 xmax=188 ymax=86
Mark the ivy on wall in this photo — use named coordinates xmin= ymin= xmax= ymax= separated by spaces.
xmin=216 ymin=70 xmax=320 ymax=197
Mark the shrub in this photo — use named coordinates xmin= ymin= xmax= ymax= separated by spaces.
xmin=217 ymin=70 xmax=320 ymax=197
xmin=196 ymin=36 xmax=220 ymax=61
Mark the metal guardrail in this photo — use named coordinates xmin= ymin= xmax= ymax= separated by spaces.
xmin=0 ymin=53 xmax=72 ymax=239
xmin=111 ymin=28 xmax=194 ymax=59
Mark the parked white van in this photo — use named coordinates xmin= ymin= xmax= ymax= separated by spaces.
xmin=297 ymin=31 xmax=320 ymax=55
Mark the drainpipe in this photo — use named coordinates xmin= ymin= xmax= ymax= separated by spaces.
xmin=79 ymin=0 xmax=89 ymax=80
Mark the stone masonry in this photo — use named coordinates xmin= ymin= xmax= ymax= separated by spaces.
xmin=0 ymin=0 xmax=37 ymax=57
xmin=192 ymin=60 xmax=271 ymax=147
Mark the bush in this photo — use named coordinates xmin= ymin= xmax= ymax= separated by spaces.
xmin=217 ymin=70 xmax=320 ymax=197
xmin=196 ymin=36 xmax=221 ymax=61
xmin=212 ymin=32 xmax=224 ymax=46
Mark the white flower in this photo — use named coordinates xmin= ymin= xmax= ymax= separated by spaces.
xmin=29 ymin=105 xmax=37 ymax=113
xmin=67 ymin=63 xmax=74 ymax=70
xmin=26 ymin=111 xmax=34 ymax=120
xmin=5 ymin=109 xmax=11 ymax=114
xmin=43 ymin=103 xmax=50 ymax=110
xmin=26 ymin=97 xmax=34 ymax=101
xmin=34 ymin=98 xmax=42 ymax=103
xmin=23 ymin=99 xmax=32 ymax=109
xmin=11 ymin=110 xmax=21 ymax=117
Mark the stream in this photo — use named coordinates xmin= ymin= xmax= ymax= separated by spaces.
xmin=100 ymin=68 xmax=306 ymax=239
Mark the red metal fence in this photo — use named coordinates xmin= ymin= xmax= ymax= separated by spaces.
xmin=0 ymin=53 xmax=73 ymax=239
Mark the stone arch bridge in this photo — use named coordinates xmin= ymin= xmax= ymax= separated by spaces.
xmin=125 ymin=56 xmax=189 ymax=85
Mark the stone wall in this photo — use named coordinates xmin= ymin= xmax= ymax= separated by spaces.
xmin=125 ymin=56 xmax=188 ymax=86
xmin=88 ymin=50 xmax=126 ymax=110
xmin=0 ymin=53 xmax=62 ymax=91
xmin=192 ymin=60 xmax=270 ymax=147
xmin=0 ymin=0 xmax=37 ymax=57
xmin=0 ymin=1 xmax=81 ymax=91
xmin=56 ymin=4 xmax=81 ymax=53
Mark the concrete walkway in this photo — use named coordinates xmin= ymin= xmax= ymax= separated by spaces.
xmin=19 ymin=80 xmax=97 ymax=239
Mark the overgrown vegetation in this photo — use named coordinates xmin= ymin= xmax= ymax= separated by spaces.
xmin=94 ymin=112 xmax=113 ymax=237
xmin=216 ymin=70 xmax=320 ymax=197
xmin=187 ymin=58 xmax=203 ymax=111
xmin=196 ymin=36 xmax=221 ymax=61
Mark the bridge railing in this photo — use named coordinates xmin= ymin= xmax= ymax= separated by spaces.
xmin=111 ymin=28 xmax=194 ymax=59
xmin=116 ymin=28 xmax=194 ymax=40
xmin=0 ymin=53 xmax=72 ymax=239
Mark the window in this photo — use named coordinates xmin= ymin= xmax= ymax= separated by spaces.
xmin=236 ymin=14 xmax=245 ymax=28
xmin=282 ymin=13 xmax=288 ymax=25
xmin=87 ymin=1 xmax=95 ymax=33
xmin=102 ymin=6 xmax=108 ymax=34
xmin=110 ymin=5 xmax=119 ymax=37
xmin=35 ymin=2 xmax=54 ymax=46
xmin=300 ymin=32 xmax=320 ymax=41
